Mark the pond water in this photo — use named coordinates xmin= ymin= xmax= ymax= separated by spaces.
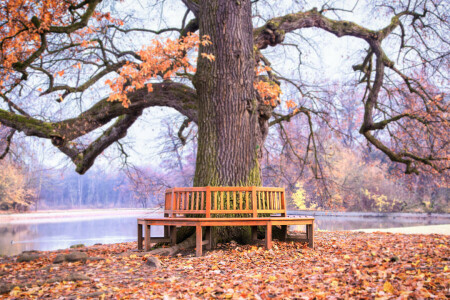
xmin=1 ymin=212 xmax=449 ymax=256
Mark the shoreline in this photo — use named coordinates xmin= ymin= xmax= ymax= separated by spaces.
xmin=0 ymin=208 xmax=162 ymax=222
xmin=2 ymin=208 xmax=449 ymax=221
xmin=352 ymin=224 xmax=450 ymax=235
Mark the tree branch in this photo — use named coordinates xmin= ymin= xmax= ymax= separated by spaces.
xmin=0 ymin=129 xmax=15 ymax=159
xmin=0 ymin=82 xmax=198 ymax=173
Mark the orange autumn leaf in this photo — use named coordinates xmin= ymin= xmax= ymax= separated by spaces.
xmin=106 ymin=33 xmax=212 ymax=107
xmin=383 ymin=281 xmax=395 ymax=293
xmin=201 ymin=53 xmax=215 ymax=61
xmin=286 ymin=99 xmax=296 ymax=109
xmin=254 ymin=80 xmax=281 ymax=107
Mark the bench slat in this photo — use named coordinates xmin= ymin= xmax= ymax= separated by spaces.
xmin=239 ymin=191 xmax=242 ymax=210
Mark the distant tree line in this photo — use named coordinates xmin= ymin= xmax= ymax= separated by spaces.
xmin=1 ymin=115 xmax=448 ymax=213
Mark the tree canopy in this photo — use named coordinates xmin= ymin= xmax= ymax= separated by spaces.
xmin=0 ymin=0 xmax=448 ymax=186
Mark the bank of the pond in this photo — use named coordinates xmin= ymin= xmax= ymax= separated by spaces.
xmin=291 ymin=210 xmax=450 ymax=220
xmin=354 ymin=224 xmax=450 ymax=235
xmin=0 ymin=208 xmax=160 ymax=223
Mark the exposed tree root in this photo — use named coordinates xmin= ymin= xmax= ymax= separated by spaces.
xmin=147 ymin=234 xmax=196 ymax=256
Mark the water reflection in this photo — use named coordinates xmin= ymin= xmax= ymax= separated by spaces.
xmin=0 ymin=213 xmax=448 ymax=256
xmin=1 ymin=215 xmax=164 ymax=256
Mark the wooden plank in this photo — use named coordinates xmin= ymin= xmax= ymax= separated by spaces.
xmin=275 ymin=192 xmax=280 ymax=210
xmin=226 ymin=191 xmax=230 ymax=210
xmin=137 ymin=224 xmax=143 ymax=250
xmin=263 ymin=191 xmax=267 ymax=210
xmin=181 ymin=192 xmax=185 ymax=210
xmin=171 ymin=190 xmax=175 ymax=217
xmin=262 ymin=191 xmax=266 ymax=210
xmin=175 ymin=192 xmax=179 ymax=210
xmin=185 ymin=192 xmax=189 ymax=210
xmin=266 ymin=222 xmax=272 ymax=249
xmin=200 ymin=191 xmax=204 ymax=210
xmin=206 ymin=187 xmax=211 ymax=218
xmin=170 ymin=226 xmax=177 ymax=245
xmin=239 ymin=191 xmax=243 ymax=210
xmin=196 ymin=225 xmax=202 ymax=257
xmin=233 ymin=191 xmax=236 ymax=210
xmin=270 ymin=191 xmax=274 ymax=210
xmin=145 ymin=224 xmax=151 ymax=251
xmin=252 ymin=187 xmax=257 ymax=217
xmin=307 ymin=223 xmax=314 ymax=248
xmin=196 ymin=191 xmax=200 ymax=210
xmin=273 ymin=192 xmax=277 ymax=210
xmin=164 ymin=192 xmax=169 ymax=211
xmin=281 ymin=190 xmax=287 ymax=217
xmin=137 ymin=218 xmax=313 ymax=228
xmin=164 ymin=224 xmax=169 ymax=238
xmin=187 ymin=192 xmax=190 ymax=210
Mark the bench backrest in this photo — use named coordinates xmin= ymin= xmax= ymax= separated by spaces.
xmin=164 ymin=186 xmax=286 ymax=218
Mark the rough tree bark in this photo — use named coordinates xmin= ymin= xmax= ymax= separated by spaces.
xmin=193 ymin=0 xmax=267 ymax=187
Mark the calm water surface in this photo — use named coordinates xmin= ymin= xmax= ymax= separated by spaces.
xmin=1 ymin=212 xmax=448 ymax=256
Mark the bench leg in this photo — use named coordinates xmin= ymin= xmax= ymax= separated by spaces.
xmin=145 ymin=224 xmax=151 ymax=251
xmin=137 ymin=223 xmax=143 ymax=250
xmin=196 ymin=225 xmax=203 ymax=257
xmin=251 ymin=226 xmax=258 ymax=241
xmin=266 ymin=222 xmax=272 ymax=250
xmin=307 ymin=223 xmax=314 ymax=248
xmin=280 ymin=225 xmax=287 ymax=241
xmin=170 ymin=226 xmax=177 ymax=246
xmin=164 ymin=225 xmax=169 ymax=239
xmin=205 ymin=226 xmax=212 ymax=250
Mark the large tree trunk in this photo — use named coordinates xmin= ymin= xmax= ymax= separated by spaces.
xmin=193 ymin=0 xmax=266 ymax=187
xmin=185 ymin=0 xmax=270 ymax=245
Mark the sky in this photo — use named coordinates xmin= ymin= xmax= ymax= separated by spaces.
xmin=11 ymin=0 xmax=401 ymax=174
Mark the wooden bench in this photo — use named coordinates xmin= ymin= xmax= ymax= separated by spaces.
xmin=137 ymin=186 xmax=314 ymax=256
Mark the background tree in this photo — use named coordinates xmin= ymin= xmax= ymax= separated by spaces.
xmin=0 ymin=159 xmax=36 ymax=210
xmin=0 ymin=1 xmax=448 ymax=215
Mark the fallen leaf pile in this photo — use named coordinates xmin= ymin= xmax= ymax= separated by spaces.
xmin=0 ymin=231 xmax=448 ymax=299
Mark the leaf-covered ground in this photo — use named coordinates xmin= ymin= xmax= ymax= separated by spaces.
xmin=0 ymin=231 xmax=448 ymax=299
